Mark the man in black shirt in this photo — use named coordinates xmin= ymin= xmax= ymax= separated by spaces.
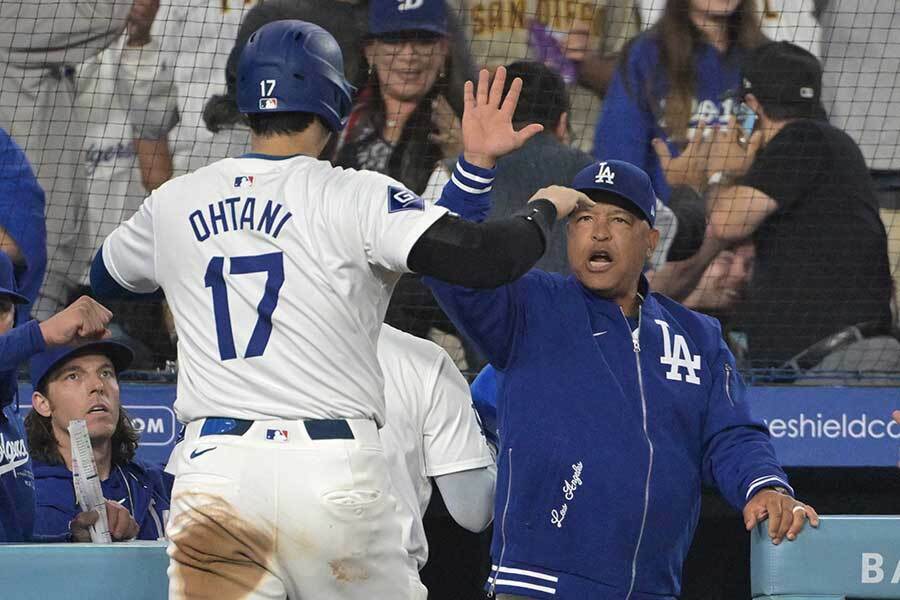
xmin=707 ymin=41 xmax=892 ymax=369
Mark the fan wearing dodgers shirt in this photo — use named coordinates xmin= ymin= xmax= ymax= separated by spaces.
xmin=378 ymin=323 xmax=496 ymax=585
xmin=90 ymin=19 xmax=591 ymax=600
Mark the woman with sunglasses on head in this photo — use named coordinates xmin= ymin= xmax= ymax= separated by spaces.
xmin=333 ymin=0 xmax=464 ymax=202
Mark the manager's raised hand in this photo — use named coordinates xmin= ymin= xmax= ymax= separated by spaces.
xmin=462 ymin=66 xmax=544 ymax=169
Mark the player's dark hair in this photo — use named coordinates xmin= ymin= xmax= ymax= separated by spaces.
xmin=25 ymin=396 xmax=139 ymax=468
xmin=246 ymin=111 xmax=321 ymax=136
xmin=503 ymin=61 xmax=569 ymax=130
xmin=620 ymin=0 xmax=764 ymax=144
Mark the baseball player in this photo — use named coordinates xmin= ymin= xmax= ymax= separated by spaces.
xmin=378 ymin=323 xmax=496 ymax=589
xmin=90 ymin=19 xmax=590 ymax=599
xmin=0 ymin=0 xmax=177 ymax=319
xmin=27 ymin=339 xmax=171 ymax=542
xmin=0 ymin=252 xmax=114 ymax=542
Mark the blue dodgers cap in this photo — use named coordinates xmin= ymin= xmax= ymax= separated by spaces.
xmin=571 ymin=160 xmax=657 ymax=227
xmin=369 ymin=0 xmax=448 ymax=36
xmin=0 ymin=252 xmax=27 ymax=304
xmin=30 ymin=340 xmax=134 ymax=391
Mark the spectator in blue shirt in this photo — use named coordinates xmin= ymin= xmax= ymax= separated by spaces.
xmin=26 ymin=340 xmax=171 ymax=541
xmin=592 ymin=0 xmax=764 ymax=202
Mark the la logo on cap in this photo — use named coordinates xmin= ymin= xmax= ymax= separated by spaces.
xmin=398 ymin=0 xmax=424 ymax=10
xmin=595 ymin=162 xmax=615 ymax=185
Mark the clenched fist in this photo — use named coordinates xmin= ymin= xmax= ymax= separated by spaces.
xmin=39 ymin=296 xmax=113 ymax=347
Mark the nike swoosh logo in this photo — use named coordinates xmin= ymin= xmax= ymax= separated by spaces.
xmin=190 ymin=447 xmax=217 ymax=459
xmin=593 ymin=331 xmax=608 ymax=336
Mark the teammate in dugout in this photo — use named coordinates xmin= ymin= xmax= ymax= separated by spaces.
xmin=0 ymin=252 xmax=122 ymax=542
xmin=377 ymin=324 xmax=495 ymax=578
xmin=26 ymin=340 xmax=172 ymax=542
xmin=90 ymin=18 xmax=591 ymax=600
xmin=428 ymin=159 xmax=820 ymax=599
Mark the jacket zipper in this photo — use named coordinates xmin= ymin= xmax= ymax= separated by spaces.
xmin=622 ymin=308 xmax=654 ymax=600
xmin=723 ymin=364 xmax=735 ymax=407
xmin=148 ymin=496 xmax=165 ymax=540
xmin=489 ymin=446 xmax=513 ymax=596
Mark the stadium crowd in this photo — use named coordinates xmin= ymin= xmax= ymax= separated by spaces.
xmin=0 ymin=0 xmax=898 ymax=599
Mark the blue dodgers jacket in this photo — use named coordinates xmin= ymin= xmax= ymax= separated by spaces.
xmin=0 ymin=402 xmax=34 ymax=542
xmin=426 ymin=272 xmax=791 ymax=599
xmin=0 ymin=324 xmax=39 ymax=542
xmin=32 ymin=458 xmax=173 ymax=541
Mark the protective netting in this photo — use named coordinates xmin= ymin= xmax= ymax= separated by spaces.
xmin=1 ymin=0 xmax=898 ymax=382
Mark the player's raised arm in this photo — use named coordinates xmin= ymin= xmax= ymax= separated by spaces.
xmin=404 ymin=67 xmax=593 ymax=288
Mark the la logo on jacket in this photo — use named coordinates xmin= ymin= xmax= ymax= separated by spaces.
xmin=655 ymin=320 xmax=701 ymax=385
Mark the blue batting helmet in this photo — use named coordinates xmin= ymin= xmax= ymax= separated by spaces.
xmin=236 ymin=20 xmax=355 ymax=132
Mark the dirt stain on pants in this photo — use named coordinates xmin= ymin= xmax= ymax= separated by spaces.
xmin=168 ymin=492 xmax=275 ymax=600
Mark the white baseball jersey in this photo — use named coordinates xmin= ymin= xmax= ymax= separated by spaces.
xmin=377 ymin=324 xmax=494 ymax=569
xmin=101 ymin=155 xmax=447 ymax=425
xmin=154 ymin=0 xmax=258 ymax=175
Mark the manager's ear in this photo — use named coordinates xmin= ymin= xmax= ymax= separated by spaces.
xmin=32 ymin=390 xmax=52 ymax=418
xmin=646 ymin=225 xmax=660 ymax=258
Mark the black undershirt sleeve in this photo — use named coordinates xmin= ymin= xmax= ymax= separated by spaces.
xmin=408 ymin=199 xmax=557 ymax=288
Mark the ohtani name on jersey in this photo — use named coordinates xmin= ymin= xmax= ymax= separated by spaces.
xmin=189 ymin=197 xmax=293 ymax=242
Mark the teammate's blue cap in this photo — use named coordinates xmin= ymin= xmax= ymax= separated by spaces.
xmin=369 ymin=0 xmax=448 ymax=37
xmin=30 ymin=340 xmax=134 ymax=391
xmin=0 ymin=252 xmax=28 ymax=304
xmin=571 ymin=160 xmax=657 ymax=227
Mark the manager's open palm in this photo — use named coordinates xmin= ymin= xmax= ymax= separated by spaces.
xmin=461 ymin=66 xmax=544 ymax=168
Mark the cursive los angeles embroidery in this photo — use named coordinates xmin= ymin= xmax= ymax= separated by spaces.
xmin=550 ymin=461 xmax=584 ymax=528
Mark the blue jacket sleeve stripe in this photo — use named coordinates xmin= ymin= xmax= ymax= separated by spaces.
xmin=450 ymin=173 xmax=493 ymax=194
xmin=745 ymin=475 xmax=794 ymax=500
xmin=455 ymin=160 xmax=495 ymax=188
xmin=436 ymin=156 xmax=495 ymax=222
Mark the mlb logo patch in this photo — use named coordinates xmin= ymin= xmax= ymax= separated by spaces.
xmin=259 ymin=97 xmax=278 ymax=110
xmin=387 ymin=186 xmax=424 ymax=213
xmin=266 ymin=429 xmax=289 ymax=442
xmin=234 ymin=175 xmax=254 ymax=189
